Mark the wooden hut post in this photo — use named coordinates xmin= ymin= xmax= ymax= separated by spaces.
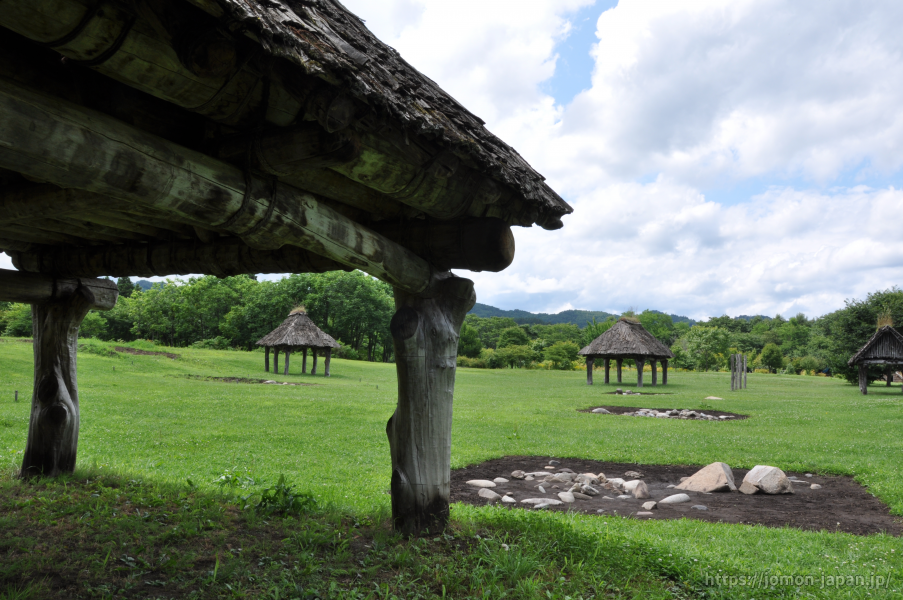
xmin=586 ymin=357 xmax=594 ymax=385
xmin=284 ymin=350 xmax=291 ymax=375
xmin=302 ymin=348 xmax=308 ymax=374
xmin=325 ymin=349 xmax=332 ymax=377
xmin=859 ymin=364 xmax=868 ymax=395
xmin=265 ymin=347 xmax=270 ymax=373
xmin=616 ymin=359 xmax=623 ymax=383
xmin=274 ymin=348 xmax=280 ymax=374
xmin=651 ymin=359 xmax=658 ymax=386
xmin=386 ymin=272 xmax=475 ymax=535
xmin=888 ymin=366 xmax=893 ymax=387
xmin=730 ymin=355 xmax=735 ymax=391
xmin=604 ymin=358 xmax=610 ymax=384
xmin=635 ymin=358 xmax=645 ymax=388
xmin=743 ymin=355 xmax=747 ymax=388
xmin=662 ymin=359 xmax=668 ymax=385
xmin=311 ymin=350 xmax=318 ymax=375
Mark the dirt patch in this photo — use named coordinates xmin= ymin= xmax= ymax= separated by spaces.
xmin=174 ymin=374 xmax=318 ymax=386
xmin=579 ymin=406 xmax=749 ymax=420
xmin=115 ymin=346 xmax=179 ymax=359
xmin=451 ymin=456 xmax=903 ymax=536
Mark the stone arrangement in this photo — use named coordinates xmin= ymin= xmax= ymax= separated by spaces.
xmin=591 ymin=407 xmax=736 ymax=421
xmin=466 ymin=460 xmax=822 ymax=513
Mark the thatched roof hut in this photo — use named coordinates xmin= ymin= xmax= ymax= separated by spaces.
xmin=578 ymin=319 xmax=674 ymax=387
xmin=257 ymin=309 xmax=340 ymax=376
xmin=848 ymin=325 xmax=903 ymax=395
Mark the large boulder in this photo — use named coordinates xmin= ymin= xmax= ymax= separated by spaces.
xmin=740 ymin=465 xmax=793 ymax=494
xmin=676 ymin=462 xmax=737 ymax=493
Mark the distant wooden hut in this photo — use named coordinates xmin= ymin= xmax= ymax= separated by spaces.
xmin=578 ymin=318 xmax=674 ymax=387
xmin=256 ymin=308 xmax=340 ymax=377
xmin=847 ymin=325 xmax=903 ymax=395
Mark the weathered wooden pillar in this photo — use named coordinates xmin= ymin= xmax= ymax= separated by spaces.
xmin=887 ymin=366 xmax=893 ymax=386
xmin=616 ymin=359 xmax=623 ymax=383
xmin=274 ymin=348 xmax=280 ymax=374
xmin=662 ymin=359 xmax=669 ymax=385
xmin=604 ymin=358 xmax=610 ymax=384
xmin=730 ymin=355 xmax=735 ymax=391
xmin=265 ymin=347 xmax=270 ymax=372
xmin=312 ymin=349 xmax=318 ymax=375
xmin=325 ymin=348 xmax=332 ymax=377
xmin=859 ymin=364 xmax=868 ymax=395
xmin=0 ymin=270 xmax=117 ymax=478
xmin=586 ymin=357 xmax=594 ymax=385
xmin=636 ymin=358 xmax=645 ymax=388
xmin=387 ymin=272 xmax=475 ymax=535
xmin=302 ymin=348 xmax=308 ymax=374
xmin=743 ymin=355 xmax=747 ymax=389
xmin=651 ymin=359 xmax=658 ymax=386
xmin=284 ymin=350 xmax=291 ymax=375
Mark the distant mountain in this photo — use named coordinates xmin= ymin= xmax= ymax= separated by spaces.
xmin=135 ymin=280 xmax=153 ymax=291
xmin=467 ymin=303 xmax=695 ymax=329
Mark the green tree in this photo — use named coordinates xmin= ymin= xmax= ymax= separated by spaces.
xmin=457 ymin=323 xmax=482 ymax=358
xmin=462 ymin=315 xmax=519 ymax=349
xmin=3 ymin=303 xmax=32 ymax=337
xmin=497 ymin=326 xmax=531 ymax=348
xmin=545 ymin=341 xmax=580 ymax=370
xmin=582 ymin=316 xmax=616 ymax=347
xmin=639 ymin=310 xmax=675 ymax=345
xmin=759 ymin=343 xmax=784 ymax=372
xmin=685 ymin=326 xmax=730 ymax=371
xmin=79 ymin=311 xmax=107 ymax=338
xmin=116 ymin=277 xmax=136 ymax=298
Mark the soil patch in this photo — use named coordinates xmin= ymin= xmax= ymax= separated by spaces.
xmin=115 ymin=346 xmax=180 ymax=359
xmin=451 ymin=456 xmax=903 ymax=536
xmin=603 ymin=391 xmax=673 ymax=395
xmin=174 ymin=374 xmax=318 ymax=386
xmin=579 ymin=406 xmax=748 ymax=420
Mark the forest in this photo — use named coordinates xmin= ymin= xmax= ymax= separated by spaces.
xmin=0 ymin=272 xmax=900 ymax=383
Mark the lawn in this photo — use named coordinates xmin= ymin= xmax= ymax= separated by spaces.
xmin=0 ymin=337 xmax=901 ymax=599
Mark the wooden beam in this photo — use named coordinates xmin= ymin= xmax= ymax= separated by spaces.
xmin=387 ymin=272 xmax=475 ymax=535
xmin=0 ymin=79 xmax=432 ymax=293
xmin=0 ymin=225 xmax=87 ymax=246
xmin=604 ymin=358 xmax=610 ymax=384
xmin=0 ymin=268 xmax=118 ymax=308
xmin=10 ymin=237 xmax=349 ymax=278
xmin=662 ymin=359 xmax=668 ymax=385
xmin=215 ymin=123 xmax=362 ymax=174
xmin=586 ymin=357 xmax=594 ymax=385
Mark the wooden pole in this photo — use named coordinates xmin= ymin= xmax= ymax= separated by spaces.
xmin=325 ymin=349 xmax=332 ymax=377
xmin=730 ymin=355 xmax=735 ymax=391
xmin=10 ymin=274 xmax=119 ymax=478
xmin=284 ymin=350 xmax=291 ymax=376
xmin=274 ymin=349 xmax=280 ymax=375
xmin=387 ymin=272 xmax=475 ymax=535
xmin=604 ymin=358 xmax=610 ymax=384
xmin=616 ymin=359 xmax=623 ymax=383
xmin=0 ymin=80 xmax=433 ymax=295
xmin=651 ymin=359 xmax=657 ymax=386
xmin=311 ymin=350 xmax=318 ymax=375
xmin=265 ymin=346 xmax=270 ymax=373
xmin=636 ymin=358 xmax=645 ymax=388
xmin=586 ymin=357 xmax=594 ymax=385
xmin=662 ymin=359 xmax=668 ymax=385
xmin=302 ymin=348 xmax=308 ymax=374
xmin=888 ymin=366 xmax=893 ymax=387
xmin=859 ymin=364 xmax=867 ymax=395
xmin=743 ymin=355 xmax=747 ymax=389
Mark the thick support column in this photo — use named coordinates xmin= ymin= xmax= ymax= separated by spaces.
xmin=636 ymin=358 xmax=645 ymax=388
xmin=604 ymin=358 xmax=610 ymax=384
xmin=586 ymin=357 xmax=594 ymax=385
xmin=274 ymin=349 xmax=280 ymax=375
xmin=616 ymin=359 xmax=623 ymax=383
xmin=743 ymin=356 xmax=747 ymax=389
xmin=312 ymin=350 xmax=318 ymax=375
xmin=265 ymin=347 xmax=270 ymax=372
xmin=387 ymin=272 xmax=475 ymax=535
xmin=651 ymin=359 xmax=658 ymax=386
xmin=284 ymin=350 xmax=291 ymax=376
xmin=325 ymin=349 xmax=332 ymax=377
xmin=859 ymin=364 xmax=868 ymax=395
xmin=662 ymin=360 xmax=669 ymax=385
xmin=302 ymin=348 xmax=308 ymax=374
xmin=888 ymin=366 xmax=893 ymax=387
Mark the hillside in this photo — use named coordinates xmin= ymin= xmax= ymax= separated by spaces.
xmin=468 ymin=303 xmax=694 ymax=328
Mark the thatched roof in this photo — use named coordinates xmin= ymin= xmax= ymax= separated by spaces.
xmin=848 ymin=325 xmax=903 ymax=365
xmin=205 ymin=0 xmax=571 ymax=229
xmin=256 ymin=310 xmax=340 ymax=349
xmin=578 ymin=319 xmax=674 ymax=359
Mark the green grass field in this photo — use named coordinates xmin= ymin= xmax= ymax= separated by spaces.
xmin=1 ymin=337 xmax=902 ymax=599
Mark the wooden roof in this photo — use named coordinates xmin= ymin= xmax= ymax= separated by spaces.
xmin=848 ymin=326 xmax=903 ymax=366
xmin=256 ymin=309 xmax=340 ymax=349
xmin=578 ymin=319 xmax=674 ymax=360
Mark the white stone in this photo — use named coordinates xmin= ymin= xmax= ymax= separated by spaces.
xmin=659 ymin=493 xmax=691 ymax=504
xmin=607 ymin=477 xmax=626 ymax=490
xmin=572 ymin=492 xmax=591 ymax=500
xmin=666 ymin=484 xmax=676 ymax=488
xmin=676 ymin=462 xmax=737 ymax=493
xmin=617 ymin=494 xmax=632 ymax=500
xmin=705 ymin=396 xmax=722 ymax=400
xmin=478 ymin=488 xmax=501 ymax=503
xmin=642 ymin=501 xmax=657 ymax=510
xmin=520 ymin=498 xmax=563 ymax=505
xmin=502 ymin=495 xmax=516 ymax=504
xmin=558 ymin=492 xmax=575 ymax=503
xmin=538 ymin=486 xmax=546 ymax=494
xmin=691 ymin=505 xmax=708 ymax=510
xmin=636 ymin=511 xmax=654 ymax=516
xmin=493 ymin=477 xmax=509 ymax=484
xmin=631 ymin=481 xmax=651 ymax=499
xmin=810 ymin=484 xmax=822 ymax=490
xmin=510 ymin=471 xmax=526 ymax=479
xmin=592 ymin=408 xmax=611 ymax=414
xmin=580 ymin=484 xmax=600 ymax=496
xmin=263 ymin=380 xmax=276 ymax=384
xmin=466 ymin=480 xmax=496 ymax=488
xmin=742 ymin=465 xmax=793 ymax=495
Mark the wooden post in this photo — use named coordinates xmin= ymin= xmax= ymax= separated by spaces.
xmin=616 ymin=359 xmax=623 ymax=383
xmin=586 ymin=357 xmax=594 ymax=385
xmin=651 ymin=359 xmax=657 ymax=386
xmin=312 ymin=350 xmax=318 ymax=375
xmin=888 ymin=366 xmax=893 ymax=387
xmin=743 ymin=355 xmax=747 ymax=389
xmin=859 ymin=364 xmax=868 ymax=395
xmin=604 ymin=358 xmax=610 ymax=384
xmin=274 ymin=349 xmax=280 ymax=375
xmin=325 ymin=348 xmax=332 ymax=377
xmin=265 ymin=347 xmax=270 ymax=373
xmin=730 ymin=355 xmax=735 ymax=391
xmin=636 ymin=358 xmax=645 ymax=388
xmin=387 ymin=272 xmax=475 ymax=535
xmin=284 ymin=350 xmax=291 ymax=376
xmin=662 ymin=359 xmax=668 ymax=385
xmin=302 ymin=348 xmax=308 ymax=374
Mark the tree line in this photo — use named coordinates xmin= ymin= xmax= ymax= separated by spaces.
xmin=1 ymin=275 xmax=900 ymax=383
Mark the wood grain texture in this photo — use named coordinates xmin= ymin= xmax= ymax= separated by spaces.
xmin=387 ymin=272 xmax=475 ymax=535
xmin=0 ymin=268 xmax=118 ymax=308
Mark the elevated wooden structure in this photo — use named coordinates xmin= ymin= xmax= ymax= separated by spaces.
xmin=578 ymin=319 xmax=674 ymax=387
xmin=0 ymin=0 xmax=570 ymax=534
xmin=256 ymin=309 xmax=340 ymax=376
xmin=848 ymin=326 xmax=903 ymax=395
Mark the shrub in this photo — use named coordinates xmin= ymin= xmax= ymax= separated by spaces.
xmin=759 ymin=343 xmax=784 ymax=372
xmin=457 ymin=356 xmax=487 ymax=368
xmin=334 ymin=345 xmax=360 ymax=360
xmin=2 ymin=303 xmax=32 ymax=337
xmin=190 ymin=336 xmax=233 ymax=350
xmin=544 ymin=341 xmax=580 ymax=370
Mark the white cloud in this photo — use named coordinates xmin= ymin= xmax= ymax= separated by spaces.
xmin=0 ymin=252 xmax=12 ymax=270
